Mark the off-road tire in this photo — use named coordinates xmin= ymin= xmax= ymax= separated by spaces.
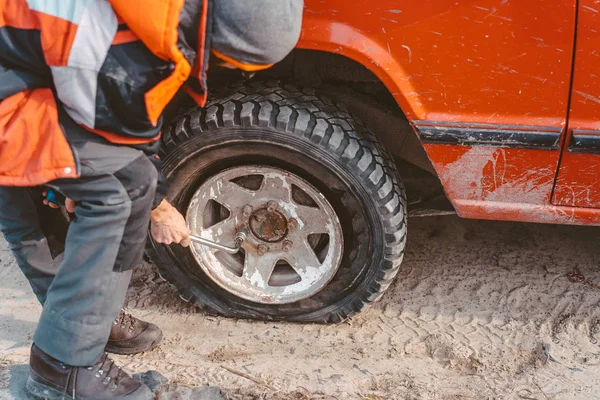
xmin=148 ymin=81 xmax=407 ymax=323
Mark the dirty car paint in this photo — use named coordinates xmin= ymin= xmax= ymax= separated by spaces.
xmin=554 ymin=0 xmax=600 ymax=209
xmin=300 ymin=0 xmax=575 ymax=125
xmin=300 ymin=0 xmax=600 ymax=225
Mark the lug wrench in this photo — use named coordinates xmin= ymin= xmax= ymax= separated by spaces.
xmin=189 ymin=231 xmax=247 ymax=254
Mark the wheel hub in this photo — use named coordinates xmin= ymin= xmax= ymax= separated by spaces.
xmin=249 ymin=208 xmax=288 ymax=242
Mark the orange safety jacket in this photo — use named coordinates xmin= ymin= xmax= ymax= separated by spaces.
xmin=0 ymin=0 xmax=213 ymax=187
xmin=0 ymin=0 xmax=215 ymax=186
xmin=0 ymin=0 xmax=302 ymax=188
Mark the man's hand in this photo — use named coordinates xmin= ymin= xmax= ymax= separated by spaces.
xmin=42 ymin=191 xmax=75 ymax=213
xmin=150 ymin=199 xmax=191 ymax=247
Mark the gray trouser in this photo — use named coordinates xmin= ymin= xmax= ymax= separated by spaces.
xmin=0 ymin=126 xmax=157 ymax=366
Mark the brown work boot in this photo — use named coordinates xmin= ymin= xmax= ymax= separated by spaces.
xmin=105 ymin=311 xmax=163 ymax=355
xmin=26 ymin=344 xmax=152 ymax=399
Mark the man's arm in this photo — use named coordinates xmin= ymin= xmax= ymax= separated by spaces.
xmin=150 ymin=199 xmax=191 ymax=247
xmin=145 ymin=148 xmax=191 ymax=247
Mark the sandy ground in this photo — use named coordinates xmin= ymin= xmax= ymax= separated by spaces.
xmin=1 ymin=215 xmax=600 ymax=399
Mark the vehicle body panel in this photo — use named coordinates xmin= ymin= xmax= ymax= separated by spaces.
xmin=298 ymin=0 xmax=600 ymax=225
xmin=299 ymin=0 xmax=575 ymax=124
xmin=553 ymin=0 xmax=600 ymax=208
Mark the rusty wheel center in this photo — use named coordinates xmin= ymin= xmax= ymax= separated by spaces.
xmin=249 ymin=208 xmax=288 ymax=242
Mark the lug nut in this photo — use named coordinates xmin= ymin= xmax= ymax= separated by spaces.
xmin=243 ymin=205 xmax=253 ymax=217
xmin=282 ymin=240 xmax=293 ymax=252
xmin=257 ymin=244 xmax=268 ymax=256
xmin=267 ymin=201 xmax=278 ymax=213
xmin=287 ymin=218 xmax=298 ymax=231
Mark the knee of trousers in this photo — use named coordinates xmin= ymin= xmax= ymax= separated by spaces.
xmin=212 ymin=0 xmax=303 ymax=66
xmin=112 ymin=155 xmax=158 ymax=272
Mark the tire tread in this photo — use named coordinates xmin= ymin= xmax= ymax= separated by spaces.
xmin=159 ymin=81 xmax=407 ymax=323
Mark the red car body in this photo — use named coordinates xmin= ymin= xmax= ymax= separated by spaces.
xmin=299 ymin=0 xmax=600 ymax=225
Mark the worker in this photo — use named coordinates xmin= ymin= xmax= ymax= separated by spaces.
xmin=0 ymin=1 xmax=303 ymax=398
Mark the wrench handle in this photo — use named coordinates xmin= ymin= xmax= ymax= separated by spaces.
xmin=189 ymin=231 xmax=246 ymax=254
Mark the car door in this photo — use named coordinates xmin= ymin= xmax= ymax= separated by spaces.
xmin=552 ymin=1 xmax=600 ymax=208
xmin=401 ymin=1 xmax=576 ymax=218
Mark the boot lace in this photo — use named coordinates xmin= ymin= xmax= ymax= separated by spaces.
xmin=62 ymin=365 xmax=77 ymax=399
xmin=114 ymin=310 xmax=137 ymax=332
xmin=56 ymin=354 xmax=129 ymax=399
xmin=88 ymin=353 xmax=130 ymax=392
